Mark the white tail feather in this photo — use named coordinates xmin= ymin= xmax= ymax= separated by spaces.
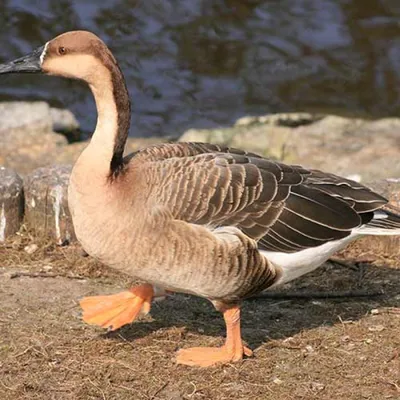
xmin=261 ymin=234 xmax=358 ymax=287
xmin=355 ymin=226 xmax=400 ymax=236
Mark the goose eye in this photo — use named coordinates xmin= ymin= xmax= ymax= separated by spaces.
xmin=59 ymin=46 xmax=66 ymax=55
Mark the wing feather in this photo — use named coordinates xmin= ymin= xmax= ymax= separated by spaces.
xmin=131 ymin=142 xmax=389 ymax=254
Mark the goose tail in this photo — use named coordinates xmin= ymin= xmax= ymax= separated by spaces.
xmin=357 ymin=206 xmax=400 ymax=235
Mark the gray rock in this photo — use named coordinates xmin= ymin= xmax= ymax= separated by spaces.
xmin=180 ymin=114 xmax=400 ymax=181
xmin=50 ymin=107 xmax=81 ymax=141
xmin=181 ymin=124 xmax=302 ymax=160
xmin=289 ymin=116 xmax=400 ymax=181
xmin=0 ymin=101 xmax=81 ymax=137
xmin=0 ymin=101 xmax=53 ymax=132
xmin=54 ymin=137 xmax=167 ymax=166
xmin=0 ymin=101 xmax=53 ymax=133
xmin=181 ymin=127 xmax=237 ymax=146
xmin=0 ymin=167 xmax=24 ymax=241
xmin=367 ymin=178 xmax=400 ymax=204
xmin=24 ymin=165 xmax=75 ymax=244
xmin=234 ymin=112 xmax=323 ymax=127
xmin=0 ymin=101 xmax=68 ymax=175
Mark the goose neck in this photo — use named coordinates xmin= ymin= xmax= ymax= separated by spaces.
xmin=87 ymin=61 xmax=131 ymax=177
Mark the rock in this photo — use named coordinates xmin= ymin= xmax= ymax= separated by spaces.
xmin=24 ymin=243 xmax=38 ymax=255
xmin=54 ymin=142 xmax=88 ymax=166
xmin=286 ymin=116 xmax=400 ymax=181
xmin=0 ymin=167 xmax=24 ymax=241
xmin=180 ymin=125 xmax=293 ymax=159
xmin=0 ymin=101 xmax=68 ymax=175
xmin=232 ymin=125 xmax=292 ymax=159
xmin=368 ymin=325 xmax=385 ymax=332
xmin=24 ymin=165 xmax=75 ymax=245
xmin=50 ymin=107 xmax=81 ymax=141
xmin=181 ymin=112 xmax=324 ymax=158
xmin=310 ymin=382 xmax=325 ymax=392
xmin=0 ymin=101 xmax=80 ymax=140
xmin=180 ymin=114 xmax=400 ymax=181
xmin=179 ymin=127 xmax=236 ymax=146
xmin=0 ymin=130 xmax=67 ymax=176
xmin=0 ymin=101 xmax=53 ymax=132
xmin=367 ymin=178 xmax=400 ymax=205
xmin=54 ymin=137 xmax=167 ymax=165
xmin=234 ymin=112 xmax=323 ymax=127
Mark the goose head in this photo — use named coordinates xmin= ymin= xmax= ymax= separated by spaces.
xmin=0 ymin=31 xmax=117 ymax=86
xmin=0 ymin=30 xmax=131 ymax=176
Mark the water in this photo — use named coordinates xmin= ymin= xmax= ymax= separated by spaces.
xmin=0 ymin=0 xmax=400 ymax=137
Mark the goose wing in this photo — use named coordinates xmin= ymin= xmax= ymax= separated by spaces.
xmin=132 ymin=142 xmax=387 ymax=252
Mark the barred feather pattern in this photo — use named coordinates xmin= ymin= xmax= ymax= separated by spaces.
xmin=119 ymin=142 xmax=396 ymax=300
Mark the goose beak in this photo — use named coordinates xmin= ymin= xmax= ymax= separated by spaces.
xmin=0 ymin=45 xmax=45 ymax=74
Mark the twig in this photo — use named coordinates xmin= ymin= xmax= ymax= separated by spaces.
xmin=328 ymin=257 xmax=359 ymax=271
xmin=0 ymin=379 xmax=17 ymax=391
xmin=13 ymin=345 xmax=34 ymax=358
xmin=149 ymin=381 xmax=169 ymax=400
xmin=87 ymin=378 xmax=106 ymax=400
xmin=9 ymin=271 xmax=85 ymax=280
xmin=116 ymin=333 xmax=136 ymax=350
xmin=382 ymin=379 xmax=400 ymax=392
xmin=115 ymin=385 xmax=136 ymax=393
xmin=375 ymin=307 xmax=400 ymax=315
xmin=249 ymin=289 xmax=384 ymax=301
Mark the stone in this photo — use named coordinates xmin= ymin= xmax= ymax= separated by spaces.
xmin=24 ymin=165 xmax=75 ymax=245
xmin=0 ymin=101 xmax=80 ymax=140
xmin=54 ymin=136 xmax=166 ymax=166
xmin=24 ymin=243 xmax=38 ymax=255
xmin=0 ymin=101 xmax=68 ymax=175
xmin=180 ymin=125 xmax=293 ymax=159
xmin=0 ymin=131 xmax=68 ymax=176
xmin=0 ymin=101 xmax=53 ymax=132
xmin=50 ymin=107 xmax=81 ymax=141
xmin=367 ymin=178 xmax=400 ymax=204
xmin=53 ymin=142 xmax=88 ymax=166
xmin=0 ymin=167 xmax=24 ymax=241
xmin=180 ymin=114 xmax=400 ymax=181
xmin=286 ymin=116 xmax=400 ymax=181
xmin=179 ymin=127 xmax=237 ymax=147
xmin=234 ymin=112 xmax=323 ymax=127
xmin=231 ymin=125 xmax=292 ymax=159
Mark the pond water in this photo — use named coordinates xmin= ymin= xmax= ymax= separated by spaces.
xmin=0 ymin=0 xmax=400 ymax=137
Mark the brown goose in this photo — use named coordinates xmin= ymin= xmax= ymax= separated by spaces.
xmin=1 ymin=31 xmax=400 ymax=367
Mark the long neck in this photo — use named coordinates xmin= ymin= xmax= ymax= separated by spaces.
xmin=87 ymin=62 xmax=131 ymax=177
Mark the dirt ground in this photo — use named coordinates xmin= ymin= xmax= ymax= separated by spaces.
xmin=0 ymin=231 xmax=399 ymax=400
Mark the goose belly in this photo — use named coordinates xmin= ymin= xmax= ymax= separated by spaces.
xmin=262 ymin=233 xmax=359 ymax=287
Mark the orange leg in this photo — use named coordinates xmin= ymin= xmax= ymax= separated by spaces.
xmin=80 ymin=284 xmax=155 ymax=331
xmin=176 ymin=305 xmax=252 ymax=367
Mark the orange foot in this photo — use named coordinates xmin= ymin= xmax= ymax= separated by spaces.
xmin=176 ymin=344 xmax=253 ymax=367
xmin=80 ymin=284 xmax=154 ymax=331
xmin=176 ymin=305 xmax=253 ymax=367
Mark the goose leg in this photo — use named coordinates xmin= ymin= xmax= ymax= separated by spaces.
xmin=80 ymin=284 xmax=158 ymax=331
xmin=176 ymin=305 xmax=252 ymax=367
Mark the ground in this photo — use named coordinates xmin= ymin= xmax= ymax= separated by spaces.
xmin=0 ymin=232 xmax=399 ymax=400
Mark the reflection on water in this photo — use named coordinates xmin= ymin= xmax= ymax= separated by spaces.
xmin=0 ymin=0 xmax=400 ymax=137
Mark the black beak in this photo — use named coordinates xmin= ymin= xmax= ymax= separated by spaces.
xmin=0 ymin=45 xmax=45 ymax=74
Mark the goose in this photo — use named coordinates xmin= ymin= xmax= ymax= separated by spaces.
xmin=1 ymin=30 xmax=400 ymax=367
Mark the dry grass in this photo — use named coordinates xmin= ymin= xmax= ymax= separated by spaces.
xmin=0 ymin=230 xmax=399 ymax=400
